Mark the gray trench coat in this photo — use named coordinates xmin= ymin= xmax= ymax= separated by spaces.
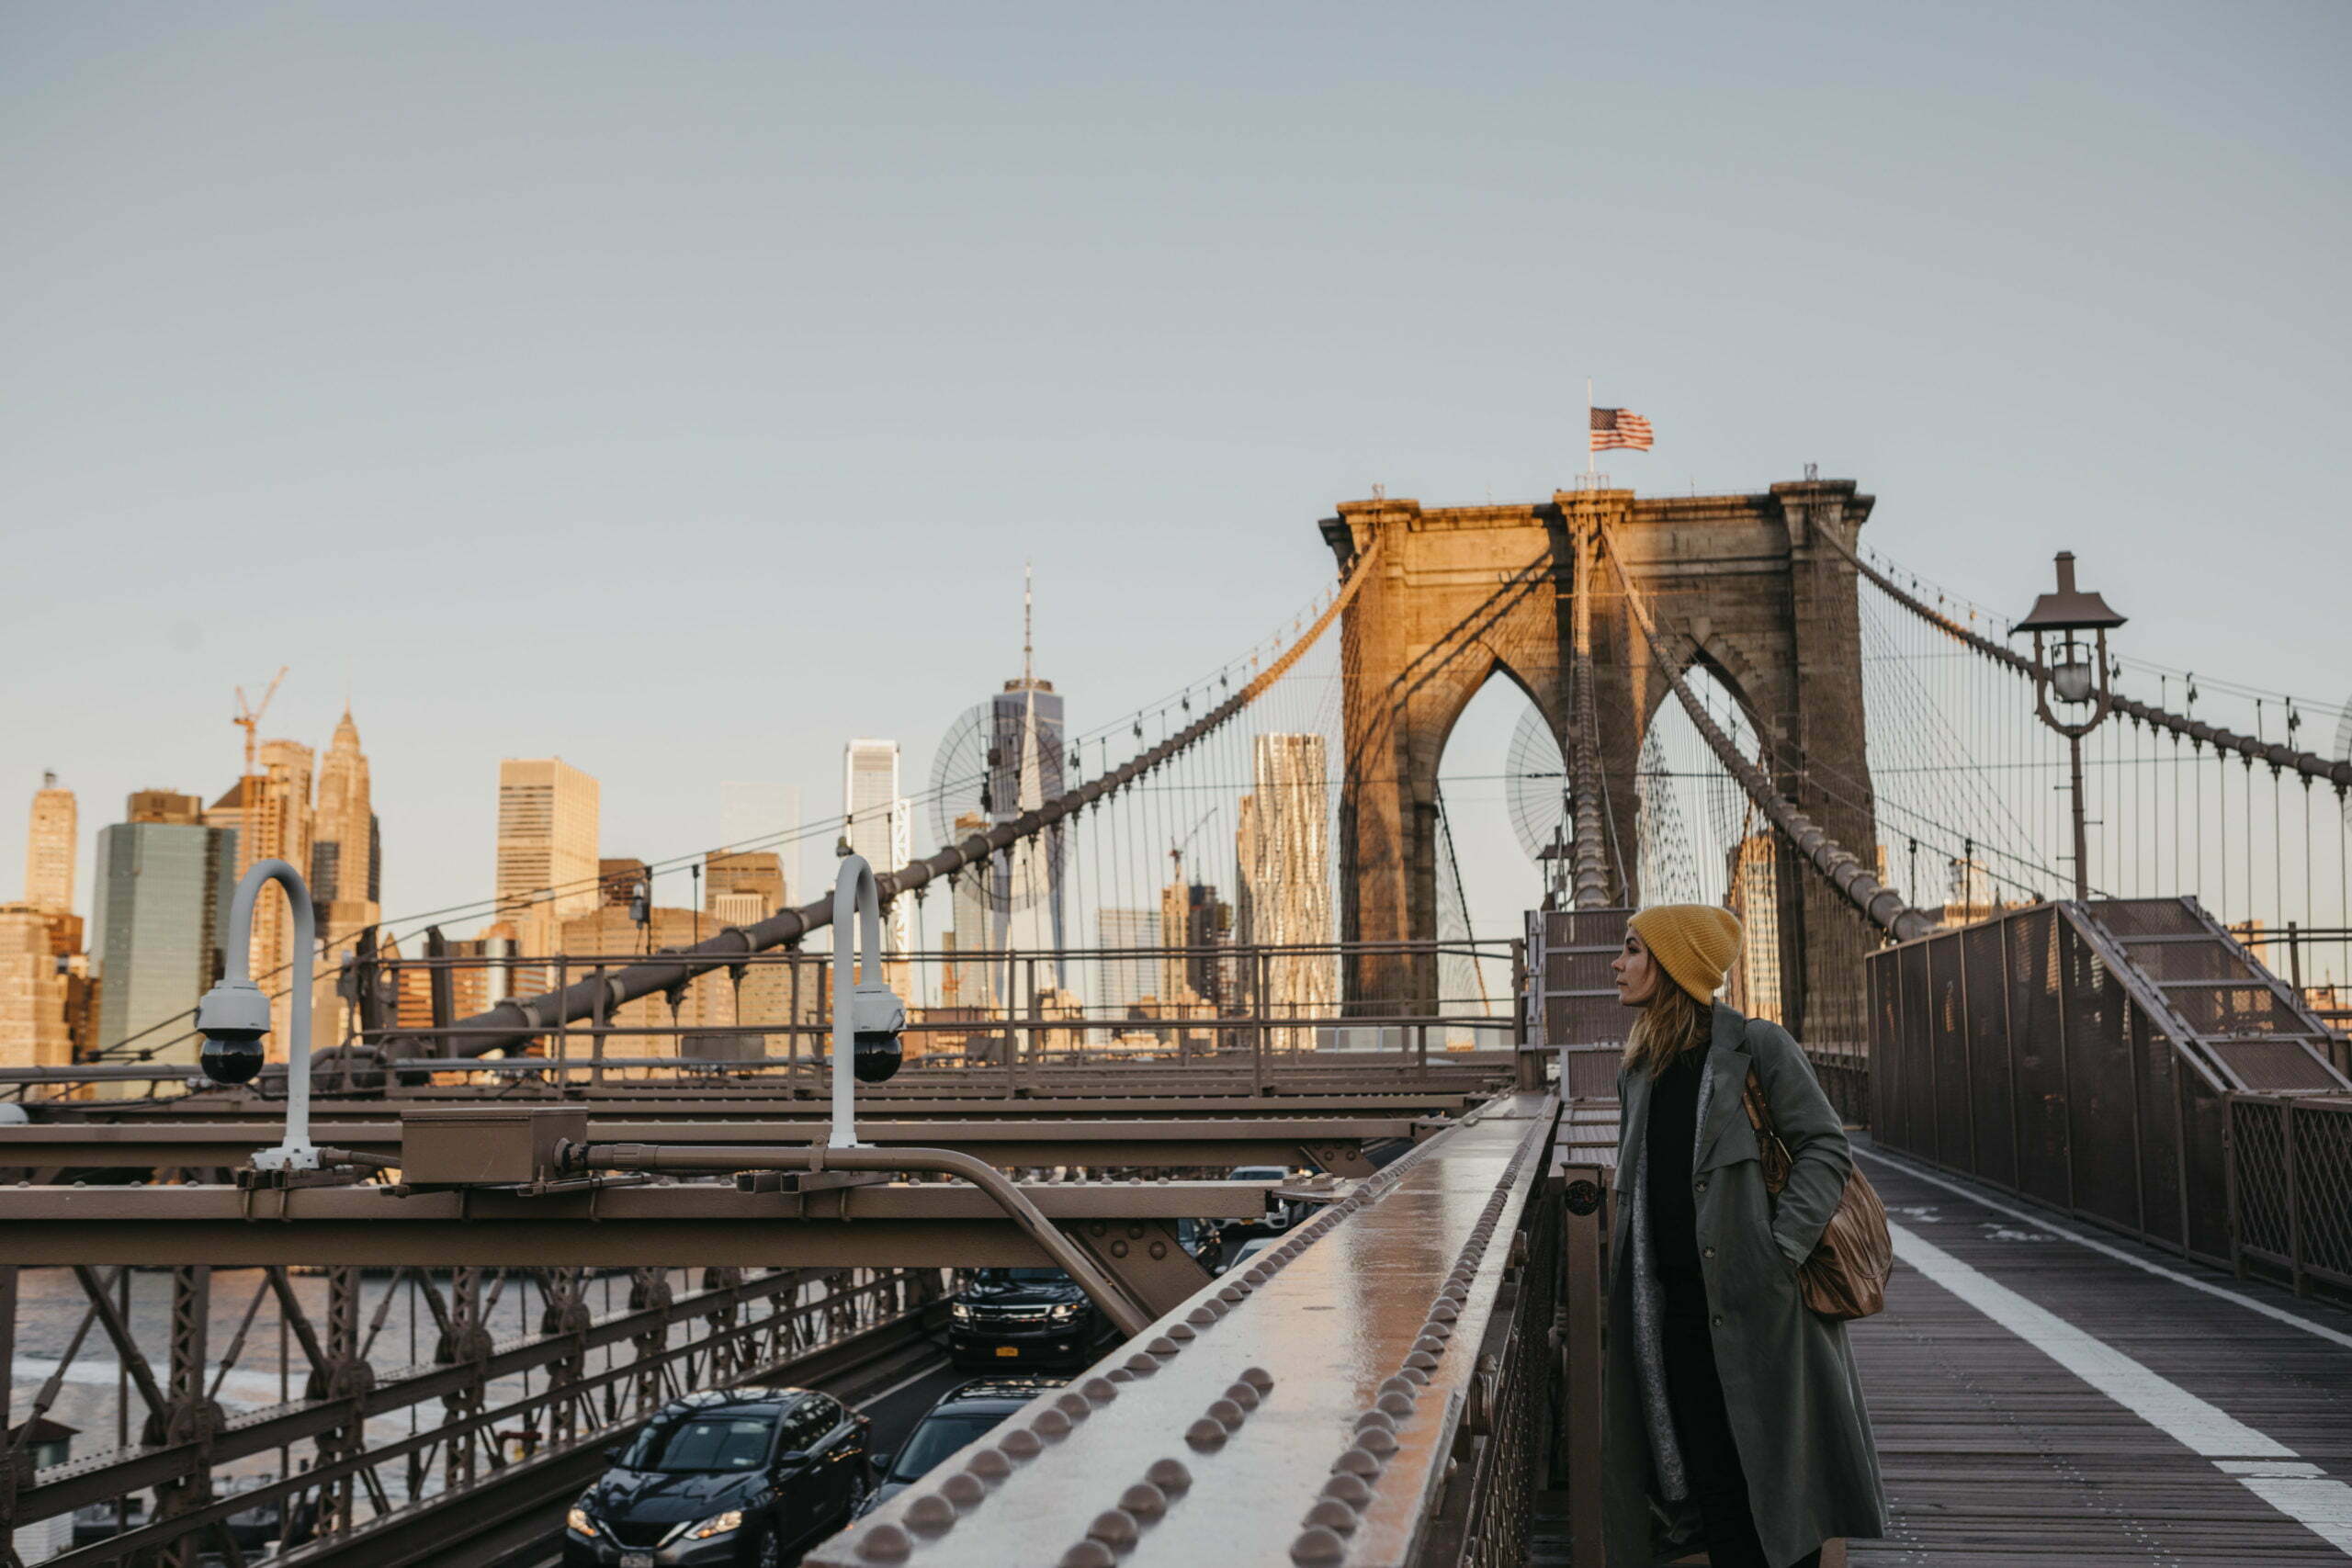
xmin=1601 ymin=1002 xmax=1886 ymax=1567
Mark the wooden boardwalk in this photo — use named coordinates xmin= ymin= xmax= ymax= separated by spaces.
xmin=1848 ymin=1143 xmax=2352 ymax=1565
xmin=1531 ymin=1133 xmax=2352 ymax=1566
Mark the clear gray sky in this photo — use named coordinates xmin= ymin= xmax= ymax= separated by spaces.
xmin=6 ymin=2 xmax=2346 ymax=936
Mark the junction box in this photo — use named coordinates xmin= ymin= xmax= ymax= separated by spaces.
xmin=400 ymin=1106 xmax=586 ymax=1186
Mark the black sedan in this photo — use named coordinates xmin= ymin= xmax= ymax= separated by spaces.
xmin=858 ymin=1377 xmax=1066 ymax=1516
xmin=562 ymin=1387 xmax=871 ymax=1568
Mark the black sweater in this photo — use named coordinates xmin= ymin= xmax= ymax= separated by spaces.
xmin=1645 ymin=1045 xmax=1706 ymax=1280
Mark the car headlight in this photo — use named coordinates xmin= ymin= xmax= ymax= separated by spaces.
xmin=950 ymin=1302 xmax=973 ymax=1320
xmin=684 ymin=1509 xmax=744 ymax=1540
xmin=565 ymin=1506 xmax=597 ymax=1539
xmin=1048 ymin=1301 xmax=1084 ymax=1321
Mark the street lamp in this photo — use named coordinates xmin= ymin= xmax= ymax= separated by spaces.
xmin=829 ymin=853 xmax=908 ymax=1148
xmin=2015 ymin=550 xmax=2127 ymax=903
xmin=194 ymin=859 xmax=323 ymax=1171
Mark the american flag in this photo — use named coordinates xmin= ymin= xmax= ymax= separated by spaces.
xmin=1590 ymin=407 xmax=1655 ymax=452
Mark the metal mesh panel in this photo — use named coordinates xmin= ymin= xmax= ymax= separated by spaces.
xmin=2119 ymin=940 xmax=2260 ymax=982
xmin=1962 ymin=920 xmax=2017 ymax=1189
xmin=2180 ymin=1066 xmax=2233 ymax=1264
xmin=2131 ymin=1003 xmax=2184 ymax=1248
xmin=2008 ymin=909 xmax=2072 ymax=1207
xmin=1928 ymin=935 xmax=1973 ymax=1169
xmin=2060 ymin=921 xmax=2141 ymax=1233
xmin=2206 ymin=1039 xmax=2345 ymax=1092
xmin=2290 ymin=1101 xmax=2352 ymax=1285
xmin=1894 ymin=942 xmax=1932 ymax=1156
xmin=2230 ymin=1098 xmax=2291 ymax=1260
xmin=2088 ymin=898 xmax=2203 ymax=937
xmin=1868 ymin=951 xmax=1896 ymax=1134
xmin=1546 ymin=949 xmax=1615 ymax=992
xmin=1453 ymin=1168 xmax=1561 ymax=1568
xmin=1565 ymin=1046 xmax=1623 ymax=1101
xmin=2161 ymin=985 xmax=2308 ymax=1035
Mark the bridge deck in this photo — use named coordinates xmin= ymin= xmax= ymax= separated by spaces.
xmin=1845 ymin=1144 xmax=2352 ymax=1565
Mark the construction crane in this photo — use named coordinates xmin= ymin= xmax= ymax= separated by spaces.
xmin=233 ymin=667 xmax=289 ymax=783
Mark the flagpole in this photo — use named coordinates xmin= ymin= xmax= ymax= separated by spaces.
xmin=1586 ymin=378 xmax=1595 ymax=478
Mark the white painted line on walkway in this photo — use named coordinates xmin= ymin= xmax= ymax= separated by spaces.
xmin=1858 ymin=1145 xmax=2352 ymax=1353
xmin=1889 ymin=1221 xmax=2352 ymax=1556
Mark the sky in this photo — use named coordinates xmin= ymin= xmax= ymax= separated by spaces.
xmin=6 ymin=1 xmax=2347 ymax=942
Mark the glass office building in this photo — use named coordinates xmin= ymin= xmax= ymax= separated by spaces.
xmin=94 ymin=821 xmax=229 ymax=1061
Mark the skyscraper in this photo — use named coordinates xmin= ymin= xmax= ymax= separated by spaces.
xmin=204 ymin=739 xmax=314 ymax=1049
xmin=1236 ymin=733 xmax=1336 ymax=1046
xmin=1095 ymin=908 xmax=1161 ymax=1015
xmin=0 ymin=903 xmax=78 ymax=1069
xmin=945 ymin=811 xmax=993 ymax=1008
xmin=311 ymin=710 xmax=381 ymax=1044
xmin=983 ymin=570 xmax=1067 ymax=975
xmin=1724 ymin=832 xmax=1783 ymax=1024
xmin=496 ymin=758 xmax=600 ymax=955
xmin=842 ymin=740 xmax=911 ymax=954
xmin=94 ymin=794 xmax=232 ymax=1062
xmin=23 ymin=773 xmax=76 ymax=914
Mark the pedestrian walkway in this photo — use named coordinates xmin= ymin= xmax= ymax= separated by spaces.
xmin=1849 ymin=1143 xmax=2352 ymax=1565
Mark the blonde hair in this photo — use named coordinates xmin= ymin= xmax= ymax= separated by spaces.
xmin=1622 ymin=974 xmax=1712 ymax=1077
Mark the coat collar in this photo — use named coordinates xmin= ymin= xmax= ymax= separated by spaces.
xmin=1693 ymin=1002 xmax=1753 ymax=1171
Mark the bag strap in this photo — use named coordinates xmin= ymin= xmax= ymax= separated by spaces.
xmin=1739 ymin=1066 xmax=1776 ymax=1138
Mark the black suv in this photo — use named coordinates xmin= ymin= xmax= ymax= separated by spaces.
xmin=858 ymin=1377 xmax=1066 ymax=1516
xmin=562 ymin=1386 xmax=870 ymax=1568
xmin=945 ymin=1268 xmax=1102 ymax=1369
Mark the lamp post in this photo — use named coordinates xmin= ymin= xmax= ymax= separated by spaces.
xmin=2015 ymin=551 xmax=2128 ymax=903
xmin=194 ymin=859 xmax=323 ymax=1171
xmin=829 ymin=853 xmax=907 ymax=1148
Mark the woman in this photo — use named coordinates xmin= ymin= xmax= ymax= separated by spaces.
xmin=1600 ymin=904 xmax=1885 ymax=1568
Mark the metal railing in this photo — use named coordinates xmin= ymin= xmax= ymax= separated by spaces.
xmin=2224 ymin=1094 xmax=2352 ymax=1299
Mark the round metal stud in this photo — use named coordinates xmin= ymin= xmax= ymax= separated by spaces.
xmin=857 ymin=1523 xmax=913 ymax=1562
xmin=1302 ymin=1498 xmax=1360 ymax=1534
xmin=1080 ymin=1377 xmax=1118 ymax=1404
xmin=1223 ymin=1381 xmax=1260 ymax=1411
xmin=1001 ymin=1428 xmax=1045 ymax=1460
xmin=1205 ymin=1398 xmax=1246 ymax=1431
xmin=1146 ymin=1458 xmax=1193 ymax=1495
xmin=1146 ymin=1337 xmax=1181 ymax=1359
xmin=1238 ymin=1366 xmax=1275 ymax=1391
xmin=1356 ymin=1426 xmax=1398 ymax=1456
xmin=1330 ymin=1446 xmax=1382 ymax=1478
xmin=1118 ymin=1481 xmax=1169 ymax=1521
xmin=904 ymin=1494 xmax=956 ymax=1537
xmin=1184 ymin=1418 xmax=1228 ymax=1450
xmin=1321 ymin=1473 xmax=1373 ymax=1506
xmin=1058 ymin=1541 xmax=1116 ymax=1568
xmin=967 ymin=1447 xmax=1014 ymax=1481
xmin=1290 ymin=1527 xmax=1347 ymax=1565
xmin=1376 ymin=1391 xmax=1415 ymax=1417
xmin=1404 ymin=1350 xmax=1440 ymax=1372
xmin=1353 ymin=1409 xmax=1396 ymax=1432
xmin=1187 ymin=1306 xmax=1216 ymax=1326
xmin=1054 ymin=1392 xmax=1092 ymax=1421
xmin=1086 ymin=1509 xmax=1140 ymax=1551
xmin=941 ymin=1471 xmax=987 ymax=1511
xmin=1168 ymin=1323 xmax=1197 ymax=1342
xmin=1033 ymin=1407 xmax=1073 ymax=1439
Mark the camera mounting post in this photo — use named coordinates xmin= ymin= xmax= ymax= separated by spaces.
xmin=195 ymin=859 xmax=323 ymax=1171
xmin=830 ymin=852 xmax=906 ymax=1147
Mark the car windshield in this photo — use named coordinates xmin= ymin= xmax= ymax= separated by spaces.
xmin=624 ymin=1413 xmax=776 ymax=1473
xmin=975 ymin=1269 xmax=1069 ymax=1286
xmin=890 ymin=1412 xmax=1006 ymax=1480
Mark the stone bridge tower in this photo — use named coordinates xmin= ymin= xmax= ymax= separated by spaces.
xmin=1321 ymin=477 xmax=1880 ymax=1044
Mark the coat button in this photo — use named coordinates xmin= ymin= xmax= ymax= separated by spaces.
xmin=1702 ymin=1247 xmax=1714 ymax=1259
xmin=1712 ymin=1314 xmax=1724 ymax=1327
xmin=1695 ymin=1179 xmax=1708 ymax=1194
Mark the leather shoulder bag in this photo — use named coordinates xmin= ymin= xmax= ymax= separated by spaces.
xmin=1739 ymin=1066 xmax=1893 ymax=1321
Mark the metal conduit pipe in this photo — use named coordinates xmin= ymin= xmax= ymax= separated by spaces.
xmin=1600 ymin=525 xmax=1939 ymax=942
xmin=563 ymin=1140 xmax=1155 ymax=1337
xmin=416 ymin=536 xmax=1386 ymax=1058
xmin=1815 ymin=526 xmax=2352 ymax=794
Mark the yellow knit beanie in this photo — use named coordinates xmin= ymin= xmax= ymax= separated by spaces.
xmin=1627 ymin=904 xmax=1744 ymax=1002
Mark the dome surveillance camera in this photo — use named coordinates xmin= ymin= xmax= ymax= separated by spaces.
xmin=848 ymin=980 xmax=906 ymax=1084
xmin=195 ymin=980 xmax=272 ymax=1085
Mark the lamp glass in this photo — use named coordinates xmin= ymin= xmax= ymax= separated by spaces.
xmin=2052 ymin=655 xmax=2094 ymax=705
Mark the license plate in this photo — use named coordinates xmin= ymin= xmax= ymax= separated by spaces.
xmin=994 ymin=1344 xmax=1020 ymax=1358
xmin=620 ymin=1554 xmax=654 ymax=1568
